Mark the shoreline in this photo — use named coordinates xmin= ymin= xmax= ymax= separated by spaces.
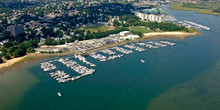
xmin=0 ymin=51 xmax=75 ymax=74
xmin=0 ymin=31 xmax=200 ymax=74
xmin=86 ymin=31 xmax=200 ymax=53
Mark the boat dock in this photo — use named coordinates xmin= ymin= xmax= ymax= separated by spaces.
xmin=177 ymin=20 xmax=210 ymax=30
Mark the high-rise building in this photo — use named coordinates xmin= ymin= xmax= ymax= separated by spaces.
xmin=7 ymin=25 xmax=24 ymax=37
xmin=134 ymin=8 xmax=165 ymax=23
xmin=135 ymin=11 xmax=164 ymax=22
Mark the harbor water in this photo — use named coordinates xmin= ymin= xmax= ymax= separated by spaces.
xmin=0 ymin=5 xmax=220 ymax=110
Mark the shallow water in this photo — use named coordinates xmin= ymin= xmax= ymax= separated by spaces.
xmin=0 ymin=67 xmax=39 ymax=110
xmin=147 ymin=59 xmax=220 ymax=110
xmin=0 ymin=5 xmax=220 ymax=110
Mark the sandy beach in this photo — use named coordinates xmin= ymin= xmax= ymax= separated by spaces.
xmin=0 ymin=51 xmax=75 ymax=74
xmin=0 ymin=56 xmax=26 ymax=69
xmin=0 ymin=31 xmax=200 ymax=74
xmin=143 ymin=31 xmax=201 ymax=39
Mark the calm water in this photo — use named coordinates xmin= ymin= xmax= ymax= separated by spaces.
xmin=1 ymin=6 xmax=220 ymax=110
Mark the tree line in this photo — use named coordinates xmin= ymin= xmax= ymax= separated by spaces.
xmin=113 ymin=14 xmax=189 ymax=36
xmin=44 ymin=27 xmax=129 ymax=45
xmin=0 ymin=39 xmax=38 ymax=63
xmin=213 ymin=7 xmax=220 ymax=13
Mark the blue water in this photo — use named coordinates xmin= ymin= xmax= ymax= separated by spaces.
xmin=0 ymin=5 xmax=220 ymax=110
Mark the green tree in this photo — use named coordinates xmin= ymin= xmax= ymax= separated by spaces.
xmin=44 ymin=38 xmax=53 ymax=45
xmin=113 ymin=20 xmax=120 ymax=27
xmin=26 ymin=47 xmax=35 ymax=53
xmin=13 ymin=49 xmax=26 ymax=58
xmin=3 ymin=42 xmax=13 ymax=48
xmin=28 ymin=40 xmax=38 ymax=48
xmin=4 ymin=54 xmax=11 ymax=60
xmin=8 ymin=47 xmax=17 ymax=56
xmin=213 ymin=7 xmax=220 ymax=13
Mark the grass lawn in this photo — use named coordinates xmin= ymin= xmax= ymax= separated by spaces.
xmin=170 ymin=3 xmax=220 ymax=15
xmin=83 ymin=25 xmax=115 ymax=32
xmin=187 ymin=28 xmax=198 ymax=33
xmin=127 ymin=26 xmax=152 ymax=33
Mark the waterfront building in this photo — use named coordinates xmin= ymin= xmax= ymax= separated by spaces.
xmin=134 ymin=8 xmax=164 ymax=23
xmin=121 ymin=35 xmax=140 ymax=40
xmin=7 ymin=24 xmax=24 ymax=37
xmin=120 ymin=31 xmax=131 ymax=36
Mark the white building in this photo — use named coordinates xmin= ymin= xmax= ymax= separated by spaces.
xmin=119 ymin=31 xmax=131 ymax=36
xmin=128 ymin=0 xmax=136 ymax=2
xmin=121 ymin=35 xmax=140 ymax=40
xmin=135 ymin=11 xmax=164 ymax=23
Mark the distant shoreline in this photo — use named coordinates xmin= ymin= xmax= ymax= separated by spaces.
xmin=169 ymin=3 xmax=220 ymax=15
xmin=0 ymin=31 xmax=201 ymax=74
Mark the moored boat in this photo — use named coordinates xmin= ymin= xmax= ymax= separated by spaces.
xmin=57 ymin=92 xmax=62 ymax=97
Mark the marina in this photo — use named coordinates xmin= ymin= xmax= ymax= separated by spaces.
xmin=40 ymin=40 xmax=176 ymax=83
xmin=58 ymin=58 xmax=95 ymax=75
xmin=99 ymin=49 xmax=116 ymax=55
xmin=106 ymin=54 xmax=124 ymax=60
xmin=74 ymin=54 xmax=96 ymax=67
xmin=50 ymin=70 xmax=70 ymax=83
xmin=112 ymin=46 xmax=133 ymax=54
xmin=41 ymin=62 xmax=57 ymax=72
xmin=162 ymin=12 xmax=210 ymax=31
xmin=40 ymin=57 xmax=96 ymax=83
xmin=124 ymin=44 xmax=147 ymax=52
xmin=177 ymin=20 xmax=210 ymax=30
xmin=137 ymin=41 xmax=175 ymax=49
xmin=89 ymin=52 xmax=108 ymax=62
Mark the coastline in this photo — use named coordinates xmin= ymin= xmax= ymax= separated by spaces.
xmin=0 ymin=31 xmax=200 ymax=74
xmin=0 ymin=51 xmax=75 ymax=74
xmin=86 ymin=31 xmax=200 ymax=53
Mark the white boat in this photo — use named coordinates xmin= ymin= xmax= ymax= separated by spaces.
xmin=57 ymin=92 xmax=62 ymax=97
xmin=141 ymin=60 xmax=145 ymax=63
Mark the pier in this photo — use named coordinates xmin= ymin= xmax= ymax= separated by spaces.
xmin=177 ymin=20 xmax=210 ymax=31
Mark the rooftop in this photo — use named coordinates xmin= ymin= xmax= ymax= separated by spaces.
xmin=141 ymin=8 xmax=160 ymax=15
